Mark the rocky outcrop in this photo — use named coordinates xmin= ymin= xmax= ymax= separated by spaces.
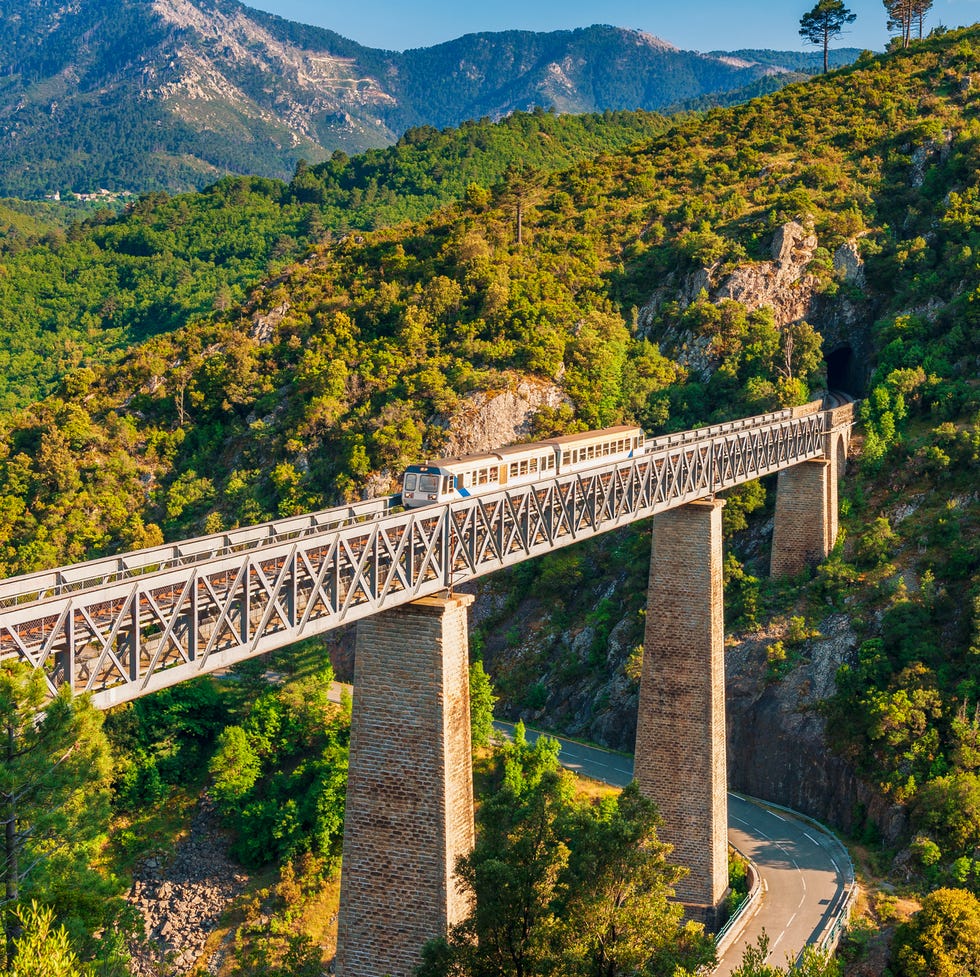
xmin=637 ymin=221 xmax=824 ymax=381
xmin=638 ymin=220 xmax=821 ymax=341
xmin=638 ymin=220 xmax=875 ymax=392
xmin=434 ymin=375 xmax=570 ymax=456
xmin=714 ymin=220 xmax=820 ymax=325
xmin=127 ymin=796 xmax=249 ymax=977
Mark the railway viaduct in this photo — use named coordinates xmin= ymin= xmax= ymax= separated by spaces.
xmin=0 ymin=398 xmax=855 ymax=977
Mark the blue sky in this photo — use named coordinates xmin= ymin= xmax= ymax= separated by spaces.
xmin=247 ymin=0 xmax=977 ymax=52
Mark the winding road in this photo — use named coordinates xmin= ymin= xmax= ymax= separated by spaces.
xmin=493 ymin=721 xmax=853 ymax=974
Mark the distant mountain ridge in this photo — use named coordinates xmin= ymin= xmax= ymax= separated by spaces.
xmin=0 ymin=0 xmax=858 ymax=198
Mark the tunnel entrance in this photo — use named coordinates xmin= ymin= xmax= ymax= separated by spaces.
xmin=825 ymin=345 xmax=857 ymax=395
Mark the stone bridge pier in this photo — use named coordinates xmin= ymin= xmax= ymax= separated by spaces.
xmin=771 ymin=405 xmax=851 ymax=577
xmin=634 ymin=499 xmax=729 ymax=927
xmin=633 ymin=409 xmax=849 ymax=925
xmin=335 ymin=593 xmax=475 ymax=977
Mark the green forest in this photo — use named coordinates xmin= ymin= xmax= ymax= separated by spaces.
xmin=0 ymin=21 xmax=978 ymax=977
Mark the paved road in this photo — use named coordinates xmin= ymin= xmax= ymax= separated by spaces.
xmin=493 ymin=721 xmax=852 ymax=973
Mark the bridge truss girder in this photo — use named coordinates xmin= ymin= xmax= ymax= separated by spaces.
xmin=0 ymin=405 xmax=850 ymax=708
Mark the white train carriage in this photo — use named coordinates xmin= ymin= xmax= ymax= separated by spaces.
xmin=544 ymin=425 xmax=643 ymax=471
xmin=399 ymin=425 xmax=644 ymax=509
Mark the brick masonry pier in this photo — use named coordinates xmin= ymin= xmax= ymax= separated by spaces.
xmin=770 ymin=458 xmax=834 ymax=577
xmin=634 ymin=499 xmax=729 ymax=927
xmin=335 ymin=593 xmax=475 ymax=977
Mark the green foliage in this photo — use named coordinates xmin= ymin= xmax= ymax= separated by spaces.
xmin=105 ymin=678 xmax=230 ymax=807
xmin=724 ymin=554 xmax=761 ymax=630
xmin=469 ymin=661 xmax=498 ymax=750
xmin=721 ymin=481 xmax=767 ymax=536
xmin=207 ymin=669 xmax=349 ymax=868
xmin=293 ymin=111 xmax=669 ymax=235
xmin=726 ymin=850 xmax=750 ymax=916
xmin=418 ymin=730 xmax=714 ymax=977
xmin=891 ymin=887 xmax=980 ymax=977
xmin=1 ymin=902 xmax=81 ymax=977
xmin=0 ymin=663 xmax=121 ymax=968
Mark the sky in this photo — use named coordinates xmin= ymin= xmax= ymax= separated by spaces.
xmin=246 ymin=0 xmax=978 ymax=53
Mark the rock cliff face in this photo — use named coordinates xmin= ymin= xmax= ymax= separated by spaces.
xmin=434 ymin=376 xmax=569 ymax=457
xmin=716 ymin=220 xmax=821 ymax=325
xmin=725 ymin=614 xmax=907 ymax=841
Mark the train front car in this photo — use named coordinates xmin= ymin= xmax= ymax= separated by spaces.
xmin=401 ymin=451 xmax=504 ymax=508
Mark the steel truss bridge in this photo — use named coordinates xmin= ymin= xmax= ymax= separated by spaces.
xmin=0 ymin=400 xmax=855 ymax=708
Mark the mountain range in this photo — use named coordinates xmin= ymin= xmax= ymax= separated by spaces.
xmin=0 ymin=0 xmax=861 ymax=198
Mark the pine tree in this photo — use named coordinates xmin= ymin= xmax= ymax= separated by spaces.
xmin=0 ymin=664 xmax=113 ymax=966
xmin=884 ymin=0 xmax=933 ymax=48
xmin=468 ymin=661 xmax=497 ymax=750
xmin=799 ymin=0 xmax=857 ymax=73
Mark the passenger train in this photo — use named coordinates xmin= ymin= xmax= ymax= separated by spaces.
xmin=400 ymin=426 xmax=644 ymax=508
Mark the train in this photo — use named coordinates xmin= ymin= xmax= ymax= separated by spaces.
xmin=400 ymin=425 xmax=644 ymax=508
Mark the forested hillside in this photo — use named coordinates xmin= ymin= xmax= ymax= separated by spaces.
xmin=0 ymin=23 xmax=978 ymax=976
xmin=0 ymin=110 xmax=664 ymax=413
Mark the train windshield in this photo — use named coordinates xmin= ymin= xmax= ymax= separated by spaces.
xmin=403 ymin=473 xmax=418 ymax=491
xmin=418 ymin=474 xmax=440 ymax=493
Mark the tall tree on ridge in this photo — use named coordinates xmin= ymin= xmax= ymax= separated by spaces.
xmin=913 ymin=0 xmax=934 ymax=39
xmin=799 ymin=0 xmax=857 ymax=73
xmin=884 ymin=0 xmax=933 ymax=48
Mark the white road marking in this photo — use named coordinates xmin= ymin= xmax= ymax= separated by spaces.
xmin=803 ymin=831 xmax=820 ymax=845
xmin=768 ymin=811 xmax=787 ymax=822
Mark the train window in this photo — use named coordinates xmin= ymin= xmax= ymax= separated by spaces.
xmin=419 ymin=474 xmax=439 ymax=493
xmin=488 ymin=467 xmax=499 ymax=482
xmin=404 ymin=473 xmax=418 ymax=491
xmin=519 ymin=460 xmax=528 ymax=475
xmin=444 ymin=477 xmax=453 ymax=493
xmin=529 ymin=458 xmax=538 ymax=473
